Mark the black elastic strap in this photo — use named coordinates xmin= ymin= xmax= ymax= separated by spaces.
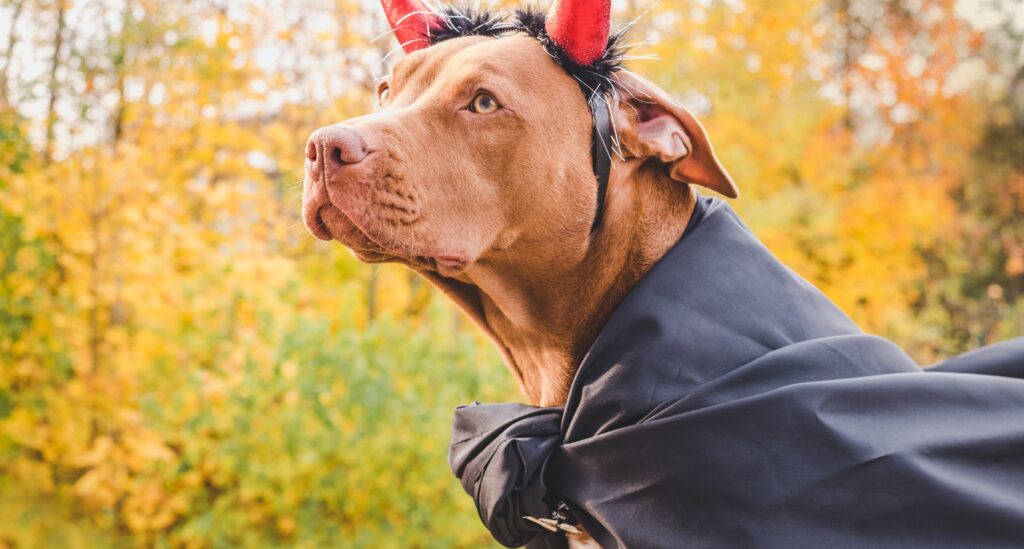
xmin=589 ymin=95 xmax=613 ymax=232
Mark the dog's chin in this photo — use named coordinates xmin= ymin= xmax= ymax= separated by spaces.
xmin=315 ymin=204 xmax=389 ymax=259
xmin=311 ymin=203 xmax=471 ymax=276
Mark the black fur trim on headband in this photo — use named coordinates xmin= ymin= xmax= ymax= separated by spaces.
xmin=428 ymin=5 xmax=629 ymax=101
xmin=510 ymin=9 xmax=628 ymax=101
xmin=429 ymin=5 xmax=515 ymax=43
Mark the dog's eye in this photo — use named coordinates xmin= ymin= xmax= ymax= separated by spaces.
xmin=378 ymin=84 xmax=390 ymax=104
xmin=469 ymin=93 xmax=499 ymax=114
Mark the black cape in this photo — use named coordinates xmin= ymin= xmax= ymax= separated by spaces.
xmin=448 ymin=196 xmax=1024 ymax=548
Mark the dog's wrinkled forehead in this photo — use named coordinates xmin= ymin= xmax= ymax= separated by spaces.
xmin=388 ymin=35 xmax=577 ymax=103
xmin=388 ymin=36 xmax=509 ymax=88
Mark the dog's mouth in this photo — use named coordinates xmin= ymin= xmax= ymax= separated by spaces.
xmin=309 ymin=202 xmax=469 ymax=275
xmin=313 ymin=203 xmax=384 ymax=254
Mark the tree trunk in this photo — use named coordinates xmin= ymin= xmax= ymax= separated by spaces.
xmin=44 ymin=0 xmax=66 ymax=164
xmin=837 ymin=0 xmax=854 ymax=132
xmin=0 ymin=0 xmax=27 ymax=105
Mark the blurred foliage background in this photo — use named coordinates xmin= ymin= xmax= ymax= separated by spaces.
xmin=0 ymin=0 xmax=1022 ymax=546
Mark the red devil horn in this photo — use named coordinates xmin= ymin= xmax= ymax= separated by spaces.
xmin=545 ymin=0 xmax=611 ymax=66
xmin=381 ymin=0 xmax=441 ymax=53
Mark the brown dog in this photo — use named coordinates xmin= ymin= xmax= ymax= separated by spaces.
xmin=302 ymin=34 xmax=736 ymax=410
xmin=296 ymin=10 xmax=1024 ymax=547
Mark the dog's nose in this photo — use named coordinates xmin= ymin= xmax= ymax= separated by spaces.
xmin=306 ymin=125 xmax=370 ymax=183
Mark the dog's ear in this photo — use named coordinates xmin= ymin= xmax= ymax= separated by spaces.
xmin=611 ymin=71 xmax=739 ymax=199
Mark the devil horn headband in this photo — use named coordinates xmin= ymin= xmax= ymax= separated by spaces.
xmin=382 ymin=0 xmax=611 ymax=67
xmin=380 ymin=0 xmax=441 ymax=52
xmin=544 ymin=0 xmax=611 ymax=66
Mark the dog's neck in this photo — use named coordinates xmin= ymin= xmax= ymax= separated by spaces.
xmin=426 ymin=161 xmax=696 ymax=406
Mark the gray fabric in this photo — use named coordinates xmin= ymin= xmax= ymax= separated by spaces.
xmin=449 ymin=196 xmax=1024 ymax=548
xmin=929 ymin=338 xmax=1024 ymax=378
xmin=450 ymin=403 xmax=562 ymax=546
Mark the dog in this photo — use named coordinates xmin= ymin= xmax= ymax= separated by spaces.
xmin=300 ymin=6 xmax=735 ymax=543
xmin=301 ymin=3 xmax=1024 ymax=548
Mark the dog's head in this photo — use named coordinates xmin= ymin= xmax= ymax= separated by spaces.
xmin=301 ymin=2 xmax=737 ymax=279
